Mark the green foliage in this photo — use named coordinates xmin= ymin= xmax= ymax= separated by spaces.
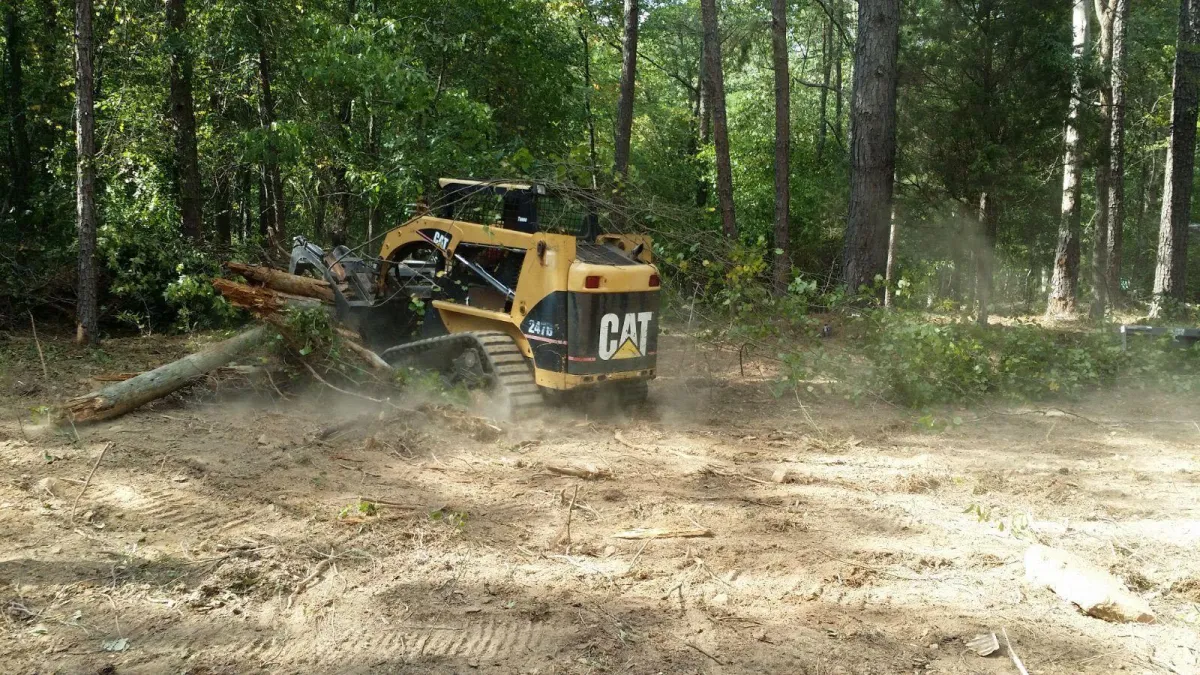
xmin=338 ymin=499 xmax=379 ymax=520
xmin=775 ymin=310 xmax=1200 ymax=408
xmin=429 ymin=507 xmax=468 ymax=531
xmin=281 ymin=307 xmax=338 ymax=360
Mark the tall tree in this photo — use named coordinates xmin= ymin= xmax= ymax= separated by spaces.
xmin=75 ymin=0 xmax=98 ymax=344
xmin=700 ymin=0 xmax=736 ymax=238
xmin=817 ymin=14 xmax=832 ymax=163
xmin=1091 ymin=0 xmax=1117 ymax=318
xmin=696 ymin=40 xmax=710 ymax=208
xmin=253 ymin=5 xmax=286 ymax=250
xmin=1047 ymin=0 xmax=1088 ymax=319
xmin=613 ymin=0 xmax=639 ymax=180
xmin=5 ymin=6 xmax=30 ymax=219
xmin=1106 ymin=0 xmax=1130 ymax=302
xmin=842 ymin=0 xmax=900 ymax=293
xmin=166 ymin=0 xmax=202 ymax=241
xmin=579 ymin=27 xmax=599 ymax=189
xmin=1152 ymin=0 xmax=1200 ymax=313
xmin=976 ymin=191 xmax=999 ymax=325
xmin=770 ymin=0 xmax=790 ymax=294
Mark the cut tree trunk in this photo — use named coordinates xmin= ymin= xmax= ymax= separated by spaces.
xmin=771 ymin=0 xmax=790 ymax=295
xmin=75 ymin=0 xmax=98 ymax=345
xmin=1107 ymin=0 xmax=1130 ymax=303
xmin=61 ymin=326 xmax=267 ymax=424
xmin=701 ymin=0 xmax=737 ymax=238
xmin=613 ymin=0 xmax=639 ymax=180
xmin=1152 ymin=0 xmax=1200 ymax=315
xmin=1046 ymin=0 xmax=1089 ymax=320
xmin=224 ymin=262 xmax=336 ymax=302
xmin=842 ymin=0 xmax=900 ymax=295
xmin=213 ymin=278 xmax=327 ymax=315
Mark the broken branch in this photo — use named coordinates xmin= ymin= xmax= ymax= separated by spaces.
xmin=70 ymin=442 xmax=112 ymax=523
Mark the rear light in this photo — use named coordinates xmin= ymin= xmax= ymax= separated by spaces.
xmin=585 ymin=275 xmax=601 ymax=289
xmin=649 ymin=273 xmax=661 ymax=288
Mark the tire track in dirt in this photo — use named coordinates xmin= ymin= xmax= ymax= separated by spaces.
xmin=89 ymin=483 xmax=250 ymax=532
xmin=250 ymin=617 xmax=552 ymax=668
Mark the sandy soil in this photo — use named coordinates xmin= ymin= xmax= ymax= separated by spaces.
xmin=0 ymin=328 xmax=1198 ymax=674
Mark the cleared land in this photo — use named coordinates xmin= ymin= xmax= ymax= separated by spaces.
xmin=1 ymin=330 xmax=1198 ymax=674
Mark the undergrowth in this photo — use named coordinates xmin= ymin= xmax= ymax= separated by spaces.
xmin=773 ymin=310 xmax=1200 ymax=408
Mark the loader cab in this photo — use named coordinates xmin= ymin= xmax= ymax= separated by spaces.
xmin=435 ymin=178 xmax=601 ymax=240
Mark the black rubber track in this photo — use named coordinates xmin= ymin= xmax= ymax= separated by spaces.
xmin=379 ymin=330 xmax=541 ymax=419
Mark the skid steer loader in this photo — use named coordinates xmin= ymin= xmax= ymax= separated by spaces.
xmin=290 ymin=179 xmax=660 ymax=418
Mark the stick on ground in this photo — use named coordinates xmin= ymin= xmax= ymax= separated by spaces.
xmin=612 ymin=527 xmax=712 ymax=540
xmin=28 ymin=312 xmax=49 ymax=381
xmin=563 ymin=485 xmax=580 ymax=551
xmin=1002 ymin=628 xmax=1031 ymax=675
xmin=70 ymin=442 xmax=112 ymax=523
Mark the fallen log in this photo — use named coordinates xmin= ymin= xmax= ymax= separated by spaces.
xmin=213 ymin=278 xmax=327 ymax=315
xmin=225 ymin=262 xmax=336 ymax=303
xmin=61 ymin=326 xmax=267 ymax=425
xmin=214 ymin=278 xmax=392 ymax=374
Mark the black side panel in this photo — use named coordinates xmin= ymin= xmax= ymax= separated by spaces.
xmin=520 ymin=291 xmax=569 ymax=373
xmin=566 ymin=291 xmax=659 ymax=375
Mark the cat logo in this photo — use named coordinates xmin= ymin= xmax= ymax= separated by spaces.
xmin=599 ymin=312 xmax=653 ymax=361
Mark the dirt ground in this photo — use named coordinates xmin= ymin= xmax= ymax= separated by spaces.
xmin=1 ymin=327 xmax=1198 ymax=674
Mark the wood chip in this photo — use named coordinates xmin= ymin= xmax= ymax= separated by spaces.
xmin=545 ymin=463 xmax=612 ymax=480
xmin=965 ymin=632 xmax=1000 ymax=656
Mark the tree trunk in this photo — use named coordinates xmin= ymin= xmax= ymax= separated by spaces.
xmin=700 ymin=0 xmax=736 ymax=238
xmin=817 ymin=16 xmax=832 ymax=163
xmin=884 ymin=205 xmax=899 ymax=309
xmin=313 ymin=173 xmax=327 ymax=244
xmin=75 ymin=0 xmax=98 ymax=345
xmin=366 ymin=110 xmax=379 ymax=242
xmin=1106 ymin=0 xmax=1130 ymax=303
xmin=842 ymin=0 xmax=900 ymax=294
xmin=258 ymin=167 xmax=271 ymax=239
xmin=224 ymin=262 xmax=336 ymax=302
xmin=214 ymin=170 xmax=232 ymax=249
xmin=770 ymin=0 xmax=790 ymax=295
xmin=976 ymin=192 xmax=999 ymax=326
xmin=579 ymin=27 xmax=599 ymax=189
xmin=254 ymin=7 xmax=285 ymax=250
xmin=1046 ymin=0 xmax=1088 ymax=320
xmin=834 ymin=0 xmax=844 ymax=142
xmin=613 ymin=0 xmax=639 ymax=180
xmin=238 ymin=164 xmax=251 ymax=242
xmin=1091 ymin=0 xmax=1116 ymax=319
xmin=333 ymin=0 xmax=356 ymax=242
xmin=5 ymin=6 xmax=30 ymax=218
xmin=1152 ymin=0 xmax=1200 ymax=314
xmin=62 ymin=326 xmax=267 ymax=424
xmin=166 ymin=0 xmax=202 ymax=242
xmin=695 ymin=41 xmax=711 ymax=208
